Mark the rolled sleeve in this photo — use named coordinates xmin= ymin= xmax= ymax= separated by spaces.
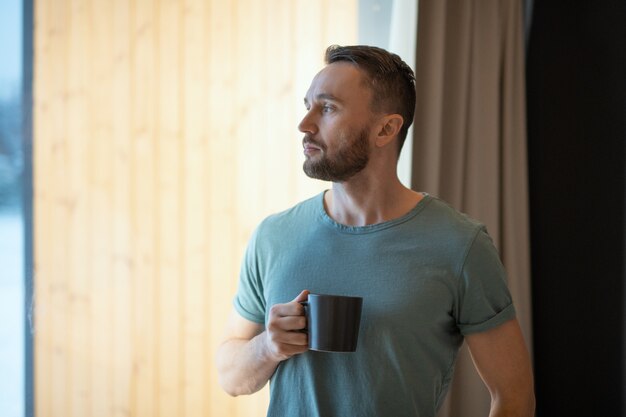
xmin=233 ymin=227 xmax=267 ymax=324
xmin=456 ymin=227 xmax=516 ymax=335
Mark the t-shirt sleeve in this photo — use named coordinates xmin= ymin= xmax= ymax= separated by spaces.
xmin=455 ymin=227 xmax=516 ymax=335
xmin=233 ymin=227 xmax=267 ymax=325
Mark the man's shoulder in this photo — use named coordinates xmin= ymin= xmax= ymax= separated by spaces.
xmin=414 ymin=196 xmax=495 ymax=269
xmin=421 ymin=195 xmax=486 ymax=238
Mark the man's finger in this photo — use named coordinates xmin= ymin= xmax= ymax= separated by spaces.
xmin=275 ymin=315 xmax=307 ymax=332
xmin=292 ymin=289 xmax=310 ymax=303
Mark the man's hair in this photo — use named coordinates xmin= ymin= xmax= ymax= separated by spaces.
xmin=324 ymin=45 xmax=416 ymax=155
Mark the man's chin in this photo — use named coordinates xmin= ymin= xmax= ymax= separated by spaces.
xmin=303 ymin=163 xmax=359 ymax=183
xmin=303 ymin=162 xmax=331 ymax=181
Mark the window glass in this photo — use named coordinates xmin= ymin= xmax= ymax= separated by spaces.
xmin=0 ymin=1 xmax=25 ymax=416
xmin=359 ymin=0 xmax=416 ymax=187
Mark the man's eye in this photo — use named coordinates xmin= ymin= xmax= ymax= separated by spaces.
xmin=322 ymin=105 xmax=334 ymax=113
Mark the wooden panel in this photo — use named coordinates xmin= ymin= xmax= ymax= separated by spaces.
xmin=156 ymin=0 xmax=182 ymax=415
xmin=181 ymin=0 xmax=208 ymax=416
xmin=89 ymin=0 xmax=114 ymax=416
xmin=34 ymin=0 xmax=67 ymax=416
xmin=33 ymin=0 xmax=357 ymax=416
xmin=66 ymin=0 xmax=91 ymax=416
xmin=111 ymin=0 xmax=133 ymax=416
xmin=130 ymin=0 xmax=158 ymax=416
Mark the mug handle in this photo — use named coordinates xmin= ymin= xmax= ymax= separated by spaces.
xmin=299 ymin=301 xmax=309 ymax=333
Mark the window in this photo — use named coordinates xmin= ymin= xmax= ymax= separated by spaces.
xmin=0 ymin=0 xmax=32 ymax=416
xmin=359 ymin=0 xmax=417 ymax=186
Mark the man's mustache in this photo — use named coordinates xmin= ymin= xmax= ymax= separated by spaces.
xmin=302 ymin=135 xmax=326 ymax=150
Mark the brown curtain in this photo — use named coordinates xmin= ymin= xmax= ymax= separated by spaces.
xmin=410 ymin=1 xmax=532 ymax=416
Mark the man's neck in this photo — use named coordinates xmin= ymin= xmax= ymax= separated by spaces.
xmin=324 ymin=173 xmax=424 ymax=227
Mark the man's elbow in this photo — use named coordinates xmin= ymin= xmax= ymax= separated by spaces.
xmin=217 ymin=374 xmax=249 ymax=397
xmin=518 ymin=376 xmax=536 ymax=416
xmin=517 ymin=389 xmax=536 ymax=417
xmin=217 ymin=371 xmax=264 ymax=397
xmin=218 ymin=376 xmax=240 ymax=397
xmin=492 ymin=388 xmax=536 ymax=417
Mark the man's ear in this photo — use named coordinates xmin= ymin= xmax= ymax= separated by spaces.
xmin=375 ymin=114 xmax=404 ymax=148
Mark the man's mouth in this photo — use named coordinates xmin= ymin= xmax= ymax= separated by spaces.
xmin=303 ymin=144 xmax=321 ymax=156
xmin=303 ymin=138 xmax=323 ymax=155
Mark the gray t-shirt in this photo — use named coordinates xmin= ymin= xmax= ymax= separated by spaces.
xmin=234 ymin=192 xmax=515 ymax=417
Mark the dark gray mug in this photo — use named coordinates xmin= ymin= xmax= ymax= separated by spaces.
xmin=301 ymin=294 xmax=363 ymax=352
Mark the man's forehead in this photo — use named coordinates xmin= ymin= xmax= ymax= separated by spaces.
xmin=305 ymin=62 xmax=368 ymax=100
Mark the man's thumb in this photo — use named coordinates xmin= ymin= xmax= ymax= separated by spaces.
xmin=293 ymin=289 xmax=309 ymax=302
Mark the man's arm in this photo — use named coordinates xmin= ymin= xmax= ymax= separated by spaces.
xmin=216 ymin=290 xmax=309 ymax=396
xmin=465 ymin=318 xmax=535 ymax=417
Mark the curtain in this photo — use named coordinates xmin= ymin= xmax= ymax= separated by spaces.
xmin=410 ymin=1 xmax=532 ymax=416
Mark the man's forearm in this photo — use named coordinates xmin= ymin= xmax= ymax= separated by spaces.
xmin=216 ymin=331 xmax=281 ymax=396
xmin=488 ymin=392 xmax=536 ymax=417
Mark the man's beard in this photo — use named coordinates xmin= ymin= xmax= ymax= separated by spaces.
xmin=302 ymin=127 xmax=371 ymax=182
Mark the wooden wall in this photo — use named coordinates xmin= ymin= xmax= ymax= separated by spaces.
xmin=33 ymin=1 xmax=356 ymax=416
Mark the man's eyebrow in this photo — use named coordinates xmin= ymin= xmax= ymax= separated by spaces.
xmin=303 ymin=93 xmax=343 ymax=105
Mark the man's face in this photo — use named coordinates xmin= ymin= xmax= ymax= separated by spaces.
xmin=298 ymin=62 xmax=377 ymax=182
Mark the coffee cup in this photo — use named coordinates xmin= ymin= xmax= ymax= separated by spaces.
xmin=300 ymin=293 xmax=363 ymax=352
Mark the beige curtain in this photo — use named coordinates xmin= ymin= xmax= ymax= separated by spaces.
xmin=410 ymin=1 xmax=532 ymax=416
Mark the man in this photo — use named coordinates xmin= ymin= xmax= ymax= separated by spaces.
xmin=216 ymin=45 xmax=535 ymax=417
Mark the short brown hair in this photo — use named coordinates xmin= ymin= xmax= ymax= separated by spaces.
xmin=325 ymin=45 xmax=416 ymax=155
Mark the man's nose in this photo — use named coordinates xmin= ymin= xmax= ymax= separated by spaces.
xmin=298 ymin=110 xmax=318 ymax=134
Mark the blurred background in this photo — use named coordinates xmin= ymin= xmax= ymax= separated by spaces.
xmin=0 ymin=0 xmax=624 ymax=417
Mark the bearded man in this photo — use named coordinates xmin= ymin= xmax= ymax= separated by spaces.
xmin=216 ymin=45 xmax=535 ymax=417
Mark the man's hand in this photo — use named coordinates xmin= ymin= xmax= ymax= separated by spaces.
xmin=264 ymin=290 xmax=310 ymax=361
xmin=216 ymin=290 xmax=310 ymax=396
